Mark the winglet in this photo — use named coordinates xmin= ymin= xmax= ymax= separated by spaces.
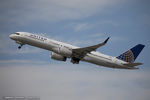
xmin=72 ymin=37 xmax=110 ymax=59
xmin=104 ymin=37 xmax=110 ymax=44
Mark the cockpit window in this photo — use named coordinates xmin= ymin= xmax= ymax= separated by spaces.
xmin=14 ymin=33 xmax=20 ymax=35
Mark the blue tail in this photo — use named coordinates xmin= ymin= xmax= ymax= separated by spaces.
xmin=116 ymin=44 xmax=145 ymax=63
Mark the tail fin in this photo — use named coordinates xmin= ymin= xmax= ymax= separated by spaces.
xmin=116 ymin=44 xmax=145 ymax=63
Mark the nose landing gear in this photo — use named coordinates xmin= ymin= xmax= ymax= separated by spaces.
xmin=15 ymin=41 xmax=24 ymax=49
xmin=18 ymin=44 xmax=23 ymax=49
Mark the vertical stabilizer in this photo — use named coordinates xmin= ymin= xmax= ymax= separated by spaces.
xmin=116 ymin=44 xmax=145 ymax=63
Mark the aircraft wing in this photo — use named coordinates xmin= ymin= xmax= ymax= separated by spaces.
xmin=72 ymin=37 xmax=110 ymax=59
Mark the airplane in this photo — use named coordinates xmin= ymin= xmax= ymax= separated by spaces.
xmin=9 ymin=32 xmax=145 ymax=69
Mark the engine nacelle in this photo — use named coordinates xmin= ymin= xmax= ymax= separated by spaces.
xmin=51 ymin=52 xmax=67 ymax=61
xmin=59 ymin=46 xmax=72 ymax=57
xmin=52 ymin=46 xmax=72 ymax=57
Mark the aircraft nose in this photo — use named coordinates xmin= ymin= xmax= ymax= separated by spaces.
xmin=9 ymin=34 xmax=15 ymax=40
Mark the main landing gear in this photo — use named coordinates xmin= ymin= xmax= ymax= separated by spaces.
xmin=71 ymin=57 xmax=80 ymax=64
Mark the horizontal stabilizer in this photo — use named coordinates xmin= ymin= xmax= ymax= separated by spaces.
xmin=123 ymin=62 xmax=143 ymax=67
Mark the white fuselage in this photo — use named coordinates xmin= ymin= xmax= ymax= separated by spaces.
xmin=9 ymin=32 xmax=131 ymax=69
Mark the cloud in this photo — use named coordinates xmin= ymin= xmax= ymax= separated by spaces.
xmin=0 ymin=47 xmax=42 ymax=55
xmin=89 ymin=33 xmax=105 ymax=38
xmin=0 ymin=59 xmax=48 ymax=65
xmin=16 ymin=47 xmax=42 ymax=54
xmin=111 ymin=36 xmax=128 ymax=42
xmin=62 ymin=33 xmax=125 ymax=47
xmin=0 ymin=0 xmax=123 ymax=25
xmin=74 ymin=23 xmax=90 ymax=32
xmin=0 ymin=65 xmax=150 ymax=100
xmin=100 ymin=20 xmax=120 ymax=27
xmin=0 ymin=34 xmax=11 ymax=49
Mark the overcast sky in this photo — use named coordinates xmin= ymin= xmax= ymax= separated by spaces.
xmin=0 ymin=0 xmax=150 ymax=100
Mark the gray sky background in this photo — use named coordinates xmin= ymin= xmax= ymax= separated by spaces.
xmin=0 ymin=0 xmax=150 ymax=100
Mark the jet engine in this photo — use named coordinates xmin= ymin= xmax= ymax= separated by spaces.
xmin=51 ymin=52 xmax=67 ymax=61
